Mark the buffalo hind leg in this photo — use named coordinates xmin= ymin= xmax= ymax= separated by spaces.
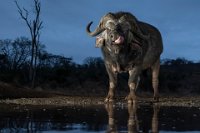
xmin=151 ymin=58 xmax=160 ymax=102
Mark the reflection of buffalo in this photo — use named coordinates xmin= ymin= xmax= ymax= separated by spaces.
xmin=104 ymin=103 xmax=117 ymax=133
xmin=86 ymin=12 xmax=163 ymax=103
xmin=104 ymin=102 xmax=159 ymax=133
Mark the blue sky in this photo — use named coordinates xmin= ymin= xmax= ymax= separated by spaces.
xmin=0 ymin=0 xmax=200 ymax=63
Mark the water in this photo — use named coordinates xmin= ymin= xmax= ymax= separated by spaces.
xmin=0 ymin=103 xmax=200 ymax=133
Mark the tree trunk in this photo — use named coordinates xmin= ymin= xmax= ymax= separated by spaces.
xmin=15 ymin=0 xmax=42 ymax=89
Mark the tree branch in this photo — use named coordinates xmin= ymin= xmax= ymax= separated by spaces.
xmin=15 ymin=0 xmax=34 ymax=38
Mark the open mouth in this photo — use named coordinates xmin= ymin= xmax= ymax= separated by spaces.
xmin=114 ymin=36 xmax=124 ymax=44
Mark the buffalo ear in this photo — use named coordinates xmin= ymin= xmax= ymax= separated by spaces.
xmin=95 ymin=36 xmax=105 ymax=48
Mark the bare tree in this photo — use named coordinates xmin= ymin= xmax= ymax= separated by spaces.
xmin=15 ymin=0 xmax=43 ymax=88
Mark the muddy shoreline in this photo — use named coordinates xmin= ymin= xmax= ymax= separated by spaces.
xmin=1 ymin=96 xmax=200 ymax=107
xmin=1 ymin=82 xmax=200 ymax=107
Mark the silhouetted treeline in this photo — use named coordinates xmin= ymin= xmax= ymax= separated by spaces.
xmin=0 ymin=37 xmax=200 ymax=96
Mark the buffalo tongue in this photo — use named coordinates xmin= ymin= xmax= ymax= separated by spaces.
xmin=114 ymin=36 xmax=124 ymax=44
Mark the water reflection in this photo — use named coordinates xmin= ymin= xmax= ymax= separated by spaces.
xmin=151 ymin=104 xmax=159 ymax=133
xmin=105 ymin=103 xmax=117 ymax=133
xmin=127 ymin=103 xmax=139 ymax=133
xmin=105 ymin=102 xmax=159 ymax=133
xmin=0 ymin=103 xmax=200 ymax=132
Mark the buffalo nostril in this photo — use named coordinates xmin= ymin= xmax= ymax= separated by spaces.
xmin=110 ymin=35 xmax=114 ymax=39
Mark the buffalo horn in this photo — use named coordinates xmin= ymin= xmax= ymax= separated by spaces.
xmin=86 ymin=21 xmax=105 ymax=37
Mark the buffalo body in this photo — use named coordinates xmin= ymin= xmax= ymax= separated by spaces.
xmin=86 ymin=12 xmax=163 ymax=103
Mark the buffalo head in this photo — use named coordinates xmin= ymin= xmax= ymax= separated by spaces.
xmin=86 ymin=12 xmax=149 ymax=54
xmin=95 ymin=20 xmax=129 ymax=54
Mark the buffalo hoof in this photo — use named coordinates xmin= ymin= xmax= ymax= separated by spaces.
xmin=125 ymin=94 xmax=137 ymax=104
xmin=127 ymin=99 xmax=137 ymax=104
xmin=127 ymin=99 xmax=137 ymax=105
xmin=153 ymin=96 xmax=159 ymax=102
xmin=104 ymin=98 xmax=114 ymax=103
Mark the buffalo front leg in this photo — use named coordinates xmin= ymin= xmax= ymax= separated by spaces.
xmin=105 ymin=64 xmax=117 ymax=103
xmin=127 ymin=67 xmax=141 ymax=104
xmin=151 ymin=58 xmax=160 ymax=102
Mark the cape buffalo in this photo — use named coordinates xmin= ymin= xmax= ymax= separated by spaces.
xmin=86 ymin=12 xmax=163 ymax=103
